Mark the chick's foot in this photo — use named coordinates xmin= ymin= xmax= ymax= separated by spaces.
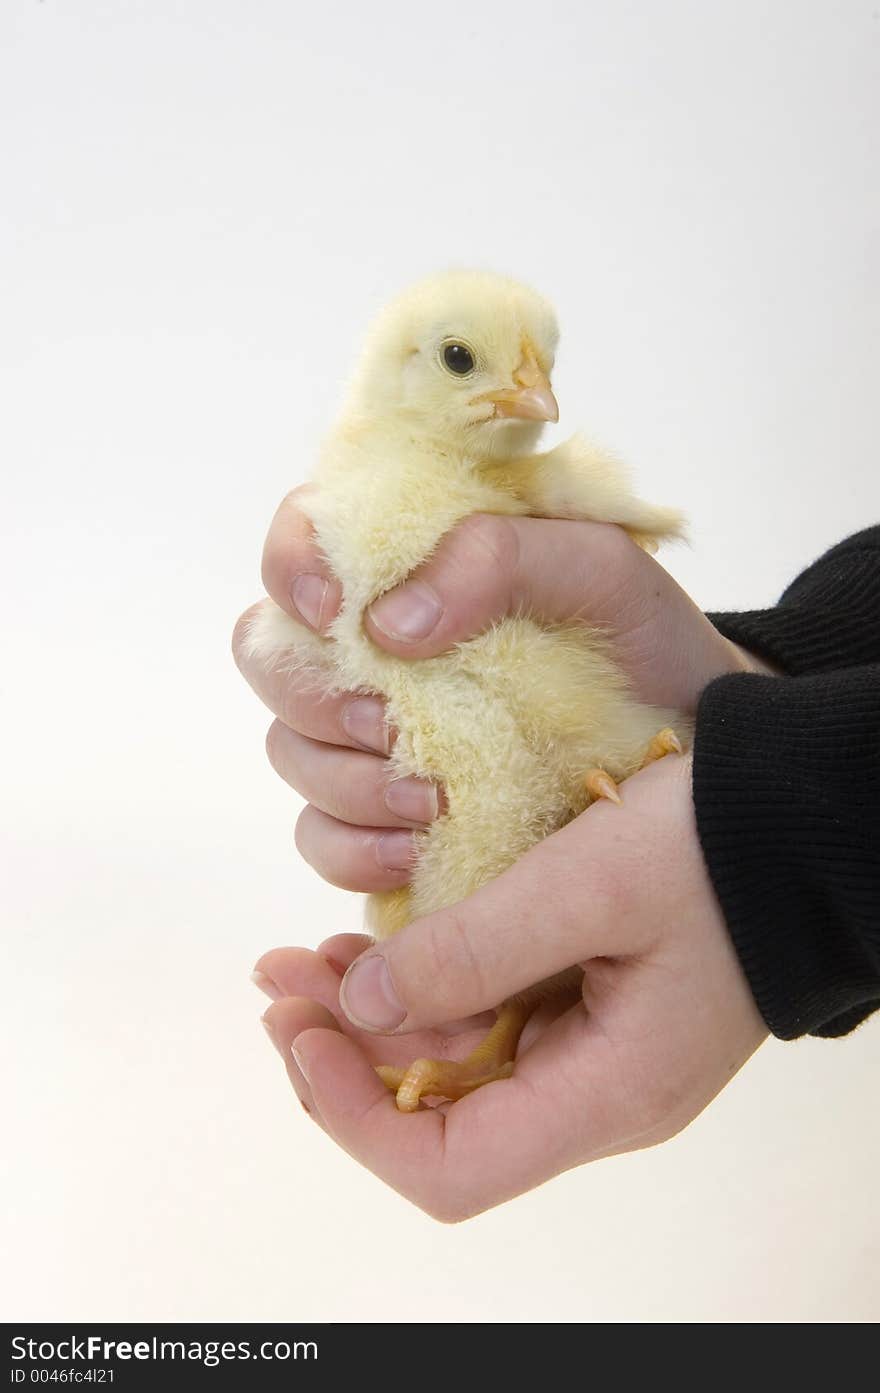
xmin=640 ymin=726 xmax=683 ymax=769
xmin=585 ymin=768 xmax=622 ymax=805
xmin=376 ymin=999 xmax=531 ymax=1113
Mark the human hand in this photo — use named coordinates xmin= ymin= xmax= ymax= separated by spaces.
xmin=234 ymin=490 xmax=770 ymax=1218
xmin=253 ymin=753 xmax=768 ymax=1220
xmin=232 ymin=487 xmax=773 ymax=892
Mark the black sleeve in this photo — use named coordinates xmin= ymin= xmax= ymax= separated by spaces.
xmin=693 ymin=526 xmax=880 ymax=1040
xmin=706 ymin=525 xmax=880 ymax=675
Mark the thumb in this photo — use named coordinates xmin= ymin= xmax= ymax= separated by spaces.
xmin=338 ymin=804 xmax=630 ymax=1033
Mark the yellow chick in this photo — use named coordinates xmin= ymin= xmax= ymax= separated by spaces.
xmin=246 ymin=270 xmax=689 ymax=1111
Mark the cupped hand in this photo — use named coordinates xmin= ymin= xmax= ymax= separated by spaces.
xmin=253 ymin=754 xmax=768 ymax=1221
xmin=235 ymin=489 xmax=770 ymax=1218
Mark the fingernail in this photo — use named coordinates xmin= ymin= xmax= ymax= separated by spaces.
xmin=384 ymin=777 xmax=438 ymax=824
xmin=251 ymin=969 xmax=281 ymax=1000
xmin=261 ymin=1016 xmax=278 ymax=1050
xmin=340 ymin=955 xmax=406 ymax=1031
xmin=368 ymin=580 xmax=443 ymax=643
xmin=291 ymin=573 xmax=338 ymax=631
xmin=291 ymin=1037 xmax=311 ymax=1083
xmin=375 ymin=831 xmax=415 ymax=872
xmin=341 ymin=696 xmax=391 ymax=754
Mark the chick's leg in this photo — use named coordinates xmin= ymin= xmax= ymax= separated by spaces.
xmin=376 ymin=998 xmax=533 ymax=1113
xmin=585 ymin=727 xmax=683 ymax=809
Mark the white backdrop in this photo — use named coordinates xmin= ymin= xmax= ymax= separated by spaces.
xmin=2 ymin=1 xmax=878 ymax=1323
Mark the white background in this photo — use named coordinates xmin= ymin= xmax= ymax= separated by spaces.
xmin=2 ymin=0 xmax=878 ymax=1323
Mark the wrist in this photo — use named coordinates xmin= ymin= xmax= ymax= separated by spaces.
xmin=724 ymin=639 xmax=783 ymax=679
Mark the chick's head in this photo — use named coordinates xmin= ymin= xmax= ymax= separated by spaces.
xmin=347 ymin=270 xmax=560 ymax=458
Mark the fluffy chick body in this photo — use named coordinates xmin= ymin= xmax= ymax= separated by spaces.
xmin=247 ymin=271 xmax=689 ymax=942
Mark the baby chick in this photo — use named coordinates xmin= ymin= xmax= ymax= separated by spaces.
xmin=246 ymin=270 xmax=689 ymax=1111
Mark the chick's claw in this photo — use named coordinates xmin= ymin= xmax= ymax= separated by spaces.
xmin=376 ymin=999 xmax=531 ymax=1112
xmin=584 ymin=729 xmax=683 ymax=809
xmin=640 ymin=726 xmax=683 ymax=769
xmin=585 ymin=768 xmax=622 ymax=805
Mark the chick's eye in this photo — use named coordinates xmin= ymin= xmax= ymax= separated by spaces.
xmin=442 ymin=342 xmax=475 ymax=376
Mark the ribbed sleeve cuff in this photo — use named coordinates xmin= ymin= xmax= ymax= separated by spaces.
xmin=708 ymin=527 xmax=880 ymax=677
xmin=693 ymin=668 xmax=880 ymax=1039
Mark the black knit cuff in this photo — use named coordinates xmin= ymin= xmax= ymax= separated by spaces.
xmin=708 ymin=527 xmax=880 ymax=677
xmin=693 ymin=668 xmax=880 ymax=1040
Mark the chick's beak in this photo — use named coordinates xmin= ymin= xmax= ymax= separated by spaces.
xmin=476 ymin=347 xmax=559 ymax=423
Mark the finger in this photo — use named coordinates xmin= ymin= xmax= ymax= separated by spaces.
xmin=266 ymin=722 xmax=439 ymax=828
xmin=363 ymin=513 xmax=743 ymax=710
xmin=261 ymin=997 xmax=341 ymax=1125
xmin=232 ymin=605 xmax=391 ymax=755
xmin=336 ymin=790 xmax=660 ymax=1033
xmin=295 ymin=804 xmax=416 ymax=892
xmin=253 ymin=946 xmax=351 ymax=1018
xmin=261 ymin=487 xmax=343 ymax=633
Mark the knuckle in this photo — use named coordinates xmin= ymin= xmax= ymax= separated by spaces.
xmin=323 ymin=759 xmax=357 ymax=821
xmin=592 ymin=519 xmax=642 ymax=574
xmin=293 ymin=806 xmax=370 ymax=892
xmin=231 ymin=603 xmax=263 ymax=669
xmin=578 ymin=522 xmax=636 ymax=588
xmin=260 ymin=541 xmax=288 ymax=599
xmin=588 ymin=525 xmax=656 ymax=622
xmin=264 ymin=719 xmax=286 ymax=773
xmin=279 ymin=682 xmax=314 ymax=741
xmin=276 ymin=668 xmax=330 ymax=737
xmin=293 ymin=805 xmax=319 ymax=864
xmin=419 ymin=909 xmax=488 ymax=1011
xmin=457 ymin=512 xmax=519 ymax=575
xmin=277 ymin=682 xmax=306 ymax=735
xmin=284 ymin=484 xmax=313 ymax=507
xmin=260 ymin=517 xmax=286 ymax=583
xmin=262 ymin=489 xmax=320 ymax=583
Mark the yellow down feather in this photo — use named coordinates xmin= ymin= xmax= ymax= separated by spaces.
xmin=246 ymin=270 xmax=690 ymax=940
